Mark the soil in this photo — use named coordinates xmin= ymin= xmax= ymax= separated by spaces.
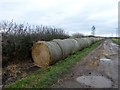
xmin=2 ymin=60 xmax=40 ymax=86
xmin=52 ymin=39 xmax=119 ymax=88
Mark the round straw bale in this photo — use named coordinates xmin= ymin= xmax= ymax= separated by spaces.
xmin=32 ymin=37 xmax=100 ymax=67
xmin=74 ymin=38 xmax=87 ymax=49
xmin=90 ymin=38 xmax=95 ymax=42
xmin=81 ymin=38 xmax=91 ymax=47
xmin=88 ymin=37 xmax=96 ymax=44
xmin=70 ymin=39 xmax=80 ymax=53
xmin=53 ymin=39 xmax=75 ymax=58
xmin=85 ymin=38 xmax=92 ymax=45
xmin=32 ymin=41 xmax=62 ymax=67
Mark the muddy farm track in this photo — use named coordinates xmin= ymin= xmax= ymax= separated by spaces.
xmin=52 ymin=39 xmax=119 ymax=88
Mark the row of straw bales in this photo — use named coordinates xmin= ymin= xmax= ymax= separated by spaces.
xmin=32 ymin=37 xmax=101 ymax=67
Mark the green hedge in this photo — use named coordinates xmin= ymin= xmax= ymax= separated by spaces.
xmin=1 ymin=21 xmax=69 ymax=65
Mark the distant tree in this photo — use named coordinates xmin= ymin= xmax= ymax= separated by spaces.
xmin=91 ymin=25 xmax=95 ymax=36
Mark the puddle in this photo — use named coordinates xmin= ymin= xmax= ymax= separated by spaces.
xmin=111 ymin=43 xmax=119 ymax=47
xmin=76 ymin=76 xmax=112 ymax=88
xmin=99 ymin=58 xmax=112 ymax=65
xmin=100 ymin=58 xmax=111 ymax=62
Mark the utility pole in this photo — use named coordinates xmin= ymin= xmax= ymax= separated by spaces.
xmin=91 ymin=25 xmax=95 ymax=36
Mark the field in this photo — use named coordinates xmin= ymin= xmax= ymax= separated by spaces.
xmin=112 ymin=38 xmax=120 ymax=45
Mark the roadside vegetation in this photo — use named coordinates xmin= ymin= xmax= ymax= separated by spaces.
xmin=1 ymin=20 xmax=69 ymax=66
xmin=112 ymin=38 xmax=120 ymax=45
xmin=4 ymin=40 xmax=102 ymax=88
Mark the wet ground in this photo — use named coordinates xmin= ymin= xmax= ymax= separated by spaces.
xmin=52 ymin=39 xmax=119 ymax=88
xmin=2 ymin=61 xmax=40 ymax=86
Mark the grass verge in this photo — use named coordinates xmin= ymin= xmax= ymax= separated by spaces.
xmin=4 ymin=40 xmax=102 ymax=88
xmin=112 ymin=38 xmax=120 ymax=45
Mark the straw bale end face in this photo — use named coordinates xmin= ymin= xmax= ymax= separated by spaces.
xmin=32 ymin=42 xmax=51 ymax=67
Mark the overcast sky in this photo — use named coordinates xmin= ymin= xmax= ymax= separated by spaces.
xmin=0 ymin=0 xmax=119 ymax=37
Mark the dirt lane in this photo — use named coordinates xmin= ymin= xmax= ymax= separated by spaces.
xmin=52 ymin=39 xmax=119 ymax=88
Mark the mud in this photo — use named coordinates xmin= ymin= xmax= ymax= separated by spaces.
xmin=2 ymin=61 xmax=40 ymax=86
xmin=52 ymin=39 xmax=119 ymax=88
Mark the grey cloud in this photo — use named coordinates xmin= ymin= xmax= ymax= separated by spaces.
xmin=0 ymin=0 xmax=118 ymax=37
